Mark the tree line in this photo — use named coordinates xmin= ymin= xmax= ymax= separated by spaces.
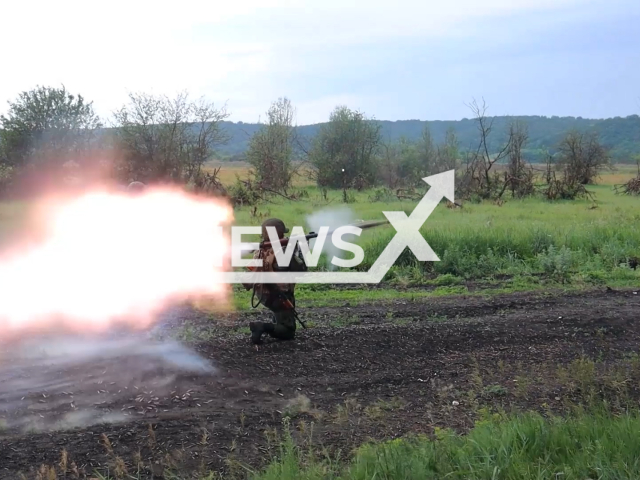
xmin=0 ymin=86 xmax=231 ymax=198
xmin=207 ymin=115 xmax=640 ymax=163
xmin=0 ymin=85 xmax=628 ymax=202
xmin=243 ymin=96 xmax=617 ymax=203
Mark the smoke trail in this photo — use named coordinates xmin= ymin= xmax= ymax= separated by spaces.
xmin=0 ymin=333 xmax=217 ymax=432
xmin=306 ymin=206 xmax=358 ymax=270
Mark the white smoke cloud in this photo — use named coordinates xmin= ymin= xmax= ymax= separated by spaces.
xmin=306 ymin=206 xmax=359 ymax=270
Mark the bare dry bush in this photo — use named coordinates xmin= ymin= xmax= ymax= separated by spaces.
xmin=556 ymin=130 xmax=611 ymax=185
xmin=458 ymin=99 xmax=535 ymax=201
xmin=616 ymin=177 xmax=640 ymax=195
xmin=112 ymin=91 xmax=230 ymax=186
xmin=613 ymin=171 xmax=640 ymax=196
xmin=189 ymin=166 xmax=228 ymax=198
xmin=539 ymin=131 xmax=610 ymax=201
xmin=541 ymin=169 xmax=593 ymax=201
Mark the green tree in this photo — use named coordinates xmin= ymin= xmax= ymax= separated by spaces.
xmin=418 ymin=125 xmax=437 ymax=176
xmin=0 ymin=85 xmax=101 ymax=170
xmin=435 ymin=127 xmax=459 ymax=172
xmin=246 ymin=97 xmax=297 ymax=193
xmin=379 ymin=136 xmax=419 ymax=188
xmin=309 ymin=106 xmax=382 ymax=190
xmin=378 ymin=129 xmax=459 ymax=189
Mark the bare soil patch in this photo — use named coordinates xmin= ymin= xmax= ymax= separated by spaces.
xmin=1 ymin=287 xmax=639 ymax=479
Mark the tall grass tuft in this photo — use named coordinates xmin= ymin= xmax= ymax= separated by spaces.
xmin=251 ymin=406 xmax=640 ymax=480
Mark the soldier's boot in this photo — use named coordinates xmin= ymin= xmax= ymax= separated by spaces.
xmin=264 ymin=323 xmax=295 ymax=341
xmin=262 ymin=323 xmax=276 ymax=337
xmin=249 ymin=322 xmax=265 ymax=345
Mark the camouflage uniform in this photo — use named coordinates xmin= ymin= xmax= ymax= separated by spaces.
xmin=244 ymin=218 xmax=307 ymax=345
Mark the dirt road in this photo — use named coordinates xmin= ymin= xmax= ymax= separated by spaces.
xmin=1 ymin=287 xmax=639 ymax=479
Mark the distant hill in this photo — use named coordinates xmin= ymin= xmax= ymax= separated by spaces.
xmin=213 ymin=115 xmax=640 ymax=163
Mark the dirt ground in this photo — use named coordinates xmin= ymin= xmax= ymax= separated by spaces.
xmin=1 ymin=286 xmax=639 ymax=479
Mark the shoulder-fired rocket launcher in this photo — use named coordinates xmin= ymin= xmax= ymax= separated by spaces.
xmin=242 ymin=220 xmax=390 ymax=328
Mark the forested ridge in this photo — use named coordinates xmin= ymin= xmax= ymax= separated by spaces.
xmin=204 ymin=114 xmax=640 ymax=162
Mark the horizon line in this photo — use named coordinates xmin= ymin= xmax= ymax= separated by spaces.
xmin=90 ymin=113 xmax=640 ymax=130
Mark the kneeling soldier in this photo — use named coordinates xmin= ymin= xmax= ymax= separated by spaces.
xmin=243 ymin=218 xmax=307 ymax=345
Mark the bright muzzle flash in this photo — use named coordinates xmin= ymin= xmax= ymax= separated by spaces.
xmin=0 ymin=187 xmax=233 ymax=336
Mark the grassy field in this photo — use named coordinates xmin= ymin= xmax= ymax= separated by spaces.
xmin=1 ymin=163 xmax=639 ymax=307
xmin=1 ymin=165 xmax=640 ymax=479
xmin=222 ymin=165 xmax=640 ymax=309
xmin=1 ymin=165 xmax=639 ymax=307
xmin=205 ymin=164 xmax=640 ymax=479
xmin=252 ymin=406 xmax=640 ymax=480
xmin=205 ymin=161 xmax=316 ymax=188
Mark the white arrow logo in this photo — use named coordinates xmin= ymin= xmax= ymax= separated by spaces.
xmin=220 ymin=169 xmax=455 ymax=284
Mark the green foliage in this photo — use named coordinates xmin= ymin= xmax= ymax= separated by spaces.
xmin=228 ymin=176 xmax=261 ymax=206
xmin=378 ymin=137 xmax=418 ymax=188
xmin=433 ymin=273 xmax=464 ymax=286
xmin=333 ymin=190 xmax=639 ymax=282
xmin=252 ymin=407 xmax=640 ymax=480
xmin=308 ymin=106 xmax=382 ymax=190
xmin=542 ymin=175 xmax=593 ymax=200
xmin=206 ymin=115 xmax=640 ymax=162
xmin=246 ymin=97 xmax=297 ymax=192
xmin=215 ymin=182 xmax=640 ymax=287
xmin=0 ymin=85 xmax=101 ymax=169
xmin=367 ymin=187 xmax=397 ymax=202
xmin=537 ymin=245 xmax=575 ymax=282
xmin=376 ymin=126 xmax=461 ymax=189
xmin=483 ymin=384 xmax=508 ymax=396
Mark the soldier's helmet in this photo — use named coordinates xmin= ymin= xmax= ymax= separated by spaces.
xmin=261 ymin=218 xmax=289 ymax=239
xmin=127 ymin=181 xmax=146 ymax=193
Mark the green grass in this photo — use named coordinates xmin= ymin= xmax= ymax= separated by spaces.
xmin=4 ymin=169 xmax=640 ymax=480
xmin=232 ymin=274 xmax=639 ymax=312
xmin=231 ymin=284 xmax=469 ymax=310
xmin=2 ymin=176 xmax=639 ymax=298
xmin=232 ymin=182 xmax=640 ymax=286
xmin=251 ymin=406 xmax=640 ymax=480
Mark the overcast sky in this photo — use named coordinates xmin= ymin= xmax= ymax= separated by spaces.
xmin=1 ymin=0 xmax=638 ymax=125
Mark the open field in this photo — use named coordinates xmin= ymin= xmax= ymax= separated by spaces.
xmin=0 ymin=167 xmax=639 ymax=478
xmin=204 ymin=161 xmax=640 ymax=188
xmin=1 ymin=288 xmax=640 ymax=479
xmin=205 ymin=161 xmax=316 ymax=188
xmin=224 ymin=166 xmax=640 ymax=311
